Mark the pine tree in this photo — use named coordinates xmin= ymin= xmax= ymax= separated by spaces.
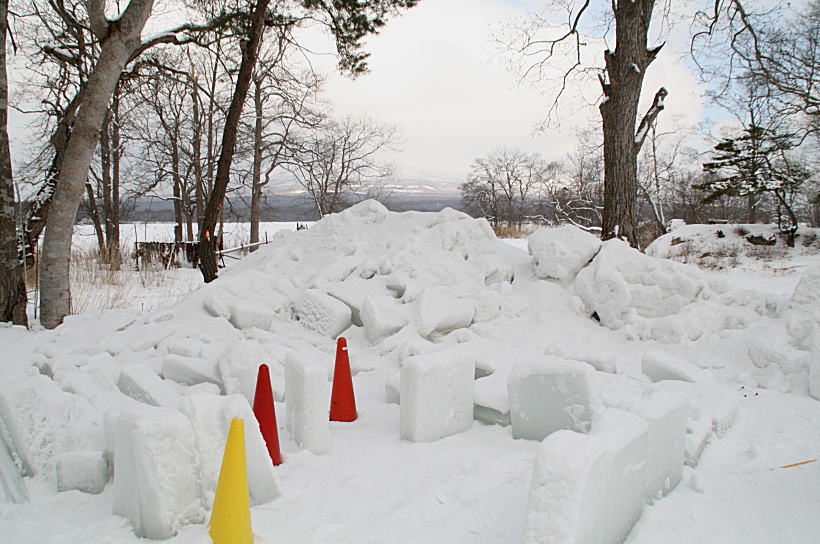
xmin=697 ymin=125 xmax=809 ymax=246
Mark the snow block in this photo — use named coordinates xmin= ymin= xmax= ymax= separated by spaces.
xmin=292 ymin=289 xmax=352 ymax=338
xmin=508 ymin=358 xmax=595 ymax=441
xmin=523 ymin=409 xmax=649 ymax=544
xmin=361 ymin=295 xmax=410 ymax=341
xmin=285 ymin=351 xmax=331 ymax=454
xmin=180 ymin=393 xmax=281 ymax=508
xmin=56 ymin=451 xmax=107 ymax=494
xmin=400 ymin=351 xmax=474 ymax=442
xmin=326 ymin=277 xmax=395 ymax=326
xmin=0 ymin=437 xmax=28 ymax=503
xmin=118 ymin=364 xmax=182 ymax=410
xmin=607 ymin=388 xmax=688 ymax=499
xmin=416 ymin=287 xmax=476 ymax=337
xmin=642 ymin=352 xmax=714 ymax=385
xmin=112 ymin=406 xmax=204 ymax=539
xmin=808 ymin=359 xmax=820 ymax=401
xmin=162 ymin=354 xmax=222 ymax=388
xmin=527 ymin=225 xmax=601 ymax=281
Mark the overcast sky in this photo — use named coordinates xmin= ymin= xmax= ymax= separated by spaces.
xmin=8 ymin=0 xmax=720 ymax=191
xmin=307 ymin=0 xmax=711 ymax=185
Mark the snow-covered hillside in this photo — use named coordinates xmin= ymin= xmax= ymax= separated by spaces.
xmin=2 ymin=202 xmax=818 ymax=543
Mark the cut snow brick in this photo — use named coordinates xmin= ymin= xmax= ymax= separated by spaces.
xmin=180 ymin=393 xmax=281 ymax=508
xmin=226 ymin=299 xmax=280 ymax=331
xmin=285 ymin=351 xmax=331 ymax=454
xmin=326 ymin=277 xmax=395 ymax=326
xmin=810 ymin=359 xmax=820 ymax=401
xmin=0 ymin=437 xmax=28 ymax=503
xmin=400 ymin=350 xmax=474 ymax=442
xmin=112 ymin=406 xmax=204 ymax=539
xmin=528 ymin=224 xmax=601 ymax=281
xmin=292 ymin=289 xmax=352 ymax=338
xmin=523 ymin=409 xmax=649 ymax=544
xmin=606 ymin=387 xmax=688 ymax=500
xmin=56 ymin=451 xmax=107 ymax=494
xmin=416 ymin=287 xmax=475 ymax=337
xmin=361 ymin=295 xmax=410 ymax=341
xmin=642 ymin=351 xmax=714 ymax=385
xmin=161 ymin=354 xmax=221 ymax=388
xmin=118 ymin=364 xmax=181 ymax=410
xmin=508 ymin=358 xmax=595 ymax=441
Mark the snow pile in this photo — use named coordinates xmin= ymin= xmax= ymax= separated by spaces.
xmin=575 ymin=239 xmax=707 ymax=330
xmin=528 ymin=224 xmax=601 ymax=281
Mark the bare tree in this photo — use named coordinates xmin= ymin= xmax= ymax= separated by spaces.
xmin=461 ymin=147 xmax=555 ymax=229
xmin=501 ymin=1 xmax=668 ymax=246
xmin=0 ymin=0 xmax=27 ymax=325
xmin=284 ymin=116 xmax=398 ymax=218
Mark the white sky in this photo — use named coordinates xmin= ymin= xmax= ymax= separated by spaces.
xmin=307 ymin=0 xmax=710 ymax=184
xmin=8 ymin=0 xmax=717 ymax=190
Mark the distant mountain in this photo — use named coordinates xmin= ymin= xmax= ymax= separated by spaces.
xmin=115 ymin=187 xmax=465 ymax=223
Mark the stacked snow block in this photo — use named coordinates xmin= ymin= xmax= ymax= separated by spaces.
xmin=285 ymin=351 xmax=331 ymax=454
xmin=118 ymin=364 xmax=182 ymax=410
xmin=292 ymin=289 xmax=352 ymax=338
xmin=56 ymin=451 xmax=107 ymax=494
xmin=0 ymin=437 xmax=28 ymax=503
xmin=416 ymin=287 xmax=476 ymax=337
xmin=112 ymin=405 xmax=205 ymax=539
xmin=508 ymin=358 xmax=595 ymax=441
xmin=523 ymin=409 xmax=650 ymax=544
xmin=400 ymin=351 xmax=474 ymax=442
xmin=641 ymin=352 xmax=714 ymax=385
xmin=527 ymin=224 xmax=601 ymax=282
xmin=180 ymin=393 xmax=281 ymax=507
xmin=361 ymin=295 xmax=410 ymax=341
xmin=161 ymin=354 xmax=221 ymax=388
xmin=604 ymin=387 xmax=689 ymax=500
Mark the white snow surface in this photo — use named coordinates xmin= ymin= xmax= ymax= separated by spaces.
xmin=1 ymin=206 xmax=818 ymax=543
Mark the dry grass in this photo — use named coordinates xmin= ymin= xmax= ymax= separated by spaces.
xmin=493 ymin=224 xmax=537 ymax=239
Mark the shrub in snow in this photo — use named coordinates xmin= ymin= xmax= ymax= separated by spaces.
xmin=56 ymin=451 xmax=107 ymax=494
xmin=285 ymin=351 xmax=331 ymax=454
xmin=527 ymin=225 xmax=601 ymax=281
xmin=575 ymin=239 xmax=705 ymax=329
xmin=523 ymin=409 xmax=649 ymax=544
xmin=400 ymin=350 xmax=474 ymax=442
xmin=508 ymin=358 xmax=595 ymax=440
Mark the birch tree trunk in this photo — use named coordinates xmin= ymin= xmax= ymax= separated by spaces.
xmin=0 ymin=0 xmax=27 ymax=325
xmin=39 ymin=0 xmax=154 ymax=328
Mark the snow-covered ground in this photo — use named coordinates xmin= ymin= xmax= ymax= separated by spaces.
xmin=2 ymin=204 xmax=818 ymax=543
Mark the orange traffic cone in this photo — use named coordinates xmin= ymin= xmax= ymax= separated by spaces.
xmin=209 ymin=418 xmax=253 ymax=544
xmin=330 ymin=337 xmax=357 ymax=422
xmin=253 ymin=364 xmax=283 ymax=466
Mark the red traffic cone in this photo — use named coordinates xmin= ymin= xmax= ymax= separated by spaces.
xmin=330 ymin=337 xmax=357 ymax=422
xmin=253 ymin=363 xmax=283 ymax=466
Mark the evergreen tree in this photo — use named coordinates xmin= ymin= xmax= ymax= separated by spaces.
xmin=697 ymin=125 xmax=809 ymax=246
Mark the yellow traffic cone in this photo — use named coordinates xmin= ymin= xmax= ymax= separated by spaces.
xmin=209 ymin=418 xmax=253 ymax=544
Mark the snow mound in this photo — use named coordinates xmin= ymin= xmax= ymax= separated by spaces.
xmin=528 ymin=224 xmax=601 ymax=281
xmin=575 ymin=239 xmax=706 ymax=330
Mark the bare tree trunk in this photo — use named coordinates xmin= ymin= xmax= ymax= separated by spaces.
xmin=84 ymin=181 xmax=106 ymax=252
xmin=191 ymin=72 xmax=205 ymax=234
xmin=100 ymin=110 xmax=114 ymax=259
xmin=171 ymin=133 xmax=184 ymax=244
xmin=0 ymin=0 xmax=27 ymax=325
xmin=39 ymin=0 xmax=153 ymax=328
xmin=249 ymin=78 xmax=263 ymax=251
xmin=200 ymin=0 xmax=271 ymax=282
xmin=599 ymin=0 xmax=664 ymax=246
xmin=111 ymin=92 xmax=121 ymax=267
